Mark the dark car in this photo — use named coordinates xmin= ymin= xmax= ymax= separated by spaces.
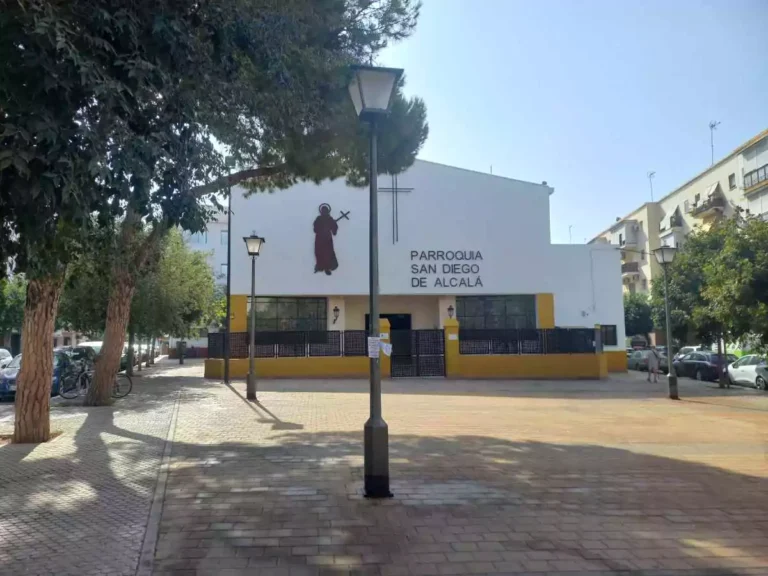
xmin=0 ymin=351 xmax=73 ymax=400
xmin=674 ymin=352 xmax=737 ymax=382
xmin=627 ymin=349 xmax=669 ymax=373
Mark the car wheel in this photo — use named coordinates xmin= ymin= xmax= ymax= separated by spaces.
xmin=757 ymin=376 xmax=767 ymax=391
xmin=696 ymin=369 xmax=704 ymax=381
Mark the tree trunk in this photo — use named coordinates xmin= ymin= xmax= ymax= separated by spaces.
xmin=13 ymin=275 xmax=65 ymax=444
xmin=86 ymin=270 xmax=136 ymax=406
xmin=149 ymin=338 xmax=155 ymax=365
xmin=137 ymin=340 xmax=143 ymax=372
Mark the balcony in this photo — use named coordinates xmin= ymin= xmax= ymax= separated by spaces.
xmin=659 ymin=214 xmax=683 ymax=232
xmin=744 ymin=163 xmax=768 ymax=196
xmin=621 ymin=261 xmax=640 ymax=281
xmin=691 ymin=195 xmax=725 ymax=218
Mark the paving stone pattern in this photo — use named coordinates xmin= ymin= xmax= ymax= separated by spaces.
xmin=0 ymin=361 xmax=181 ymax=576
xmin=156 ymin=372 xmax=768 ymax=576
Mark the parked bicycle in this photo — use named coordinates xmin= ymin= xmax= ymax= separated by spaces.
xmin=59 ymin=365 xmax=132 ymax=400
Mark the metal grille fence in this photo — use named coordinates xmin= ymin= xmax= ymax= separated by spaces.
xmin=208 ymin=330 xmax=368 ymax=358
xmin=390 ymin=329 xmax=445 ymax=378
xmin=459 ymin=328 xmax=595 ymax=355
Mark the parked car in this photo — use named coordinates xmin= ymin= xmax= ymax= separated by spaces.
xmin=0 ymin=348 xmax=12 ymax=369
xmin=0 ymin=351 xmax=72 ymax=400
xmin=727 ymin=354 xmax=767 ymax=390
xmin=78 ymin=340 xmax=133 ymax=371
xmin=674 ymin=345 xmax=709 ymax=362
xmin=627 ymin=349 xmax=669 ymax=373
xmin=674 ymin=351 xmax=737 ymax=382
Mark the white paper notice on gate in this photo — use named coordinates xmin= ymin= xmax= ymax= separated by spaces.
xmin=379 ymin=342 xmax=393 ymax=357
xmin=367 ymin=337 xmax=380 ymax=358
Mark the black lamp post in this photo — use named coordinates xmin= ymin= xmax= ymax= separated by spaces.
xmin=653 ymin=245 xmax=679 ymax=400
xmin=243 ymin=233 xmax=265 ymax=401
xmin=348 ymin=64 xmax=403 ymax=498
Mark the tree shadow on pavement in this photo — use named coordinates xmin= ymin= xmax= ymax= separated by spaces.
xmin=155 ymin=430 xmax=768 ymax=576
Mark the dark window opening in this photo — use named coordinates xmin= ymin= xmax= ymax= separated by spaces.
xmin=455 ymin=295 xmax=536 ymax=329
xmin=247 ymin=297 xmax=327 ymax=331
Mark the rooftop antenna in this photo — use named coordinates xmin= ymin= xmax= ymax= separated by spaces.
xmin=647 ymin=171 xmax=655 ymax=201
xmin=709 ymin=120 xmax=720 ymax=165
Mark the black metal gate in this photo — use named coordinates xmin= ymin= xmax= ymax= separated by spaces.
xmin=390 ymin=329 xmax=445 ymax=377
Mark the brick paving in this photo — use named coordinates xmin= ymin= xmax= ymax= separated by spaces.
xmin=0 ymin=359 xmax=184 ymax=576
xmin=153 ymin=370 xmax=768 ymax=576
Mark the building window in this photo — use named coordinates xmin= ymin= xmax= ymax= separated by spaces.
xmin=601 ymin=325 xmax=618 ymax=346
xmin=221 ymin=230 xmax=228 ymax=245
xmin=190 ymin=231 xmax=207 ymax=244
xmin=455 ymin=295 xmax=536 ymax=329
xmin=247 ymin=297 xmax=327 ymax=331
xmin=220 ymin=263 xmax=228 ymax=277
xmin=728 ymin=173 xmax=736 ymax=190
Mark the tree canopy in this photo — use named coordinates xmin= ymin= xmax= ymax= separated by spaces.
xmin=650 ymin=214 xmax=768 ymax=351
xmin=0 ymin=275 xmax=27 ymax=338
xmin=623 ymin=292 xmax=653 ymax=338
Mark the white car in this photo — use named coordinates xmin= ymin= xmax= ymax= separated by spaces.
xmin=0 ymin=348 xmax=12 ymax=369
xmin=727 ymin=355 xmax=766 ymax=389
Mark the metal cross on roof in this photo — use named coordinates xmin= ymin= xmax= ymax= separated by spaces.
xmin=378 ymin=174 xmax=413 ymax=244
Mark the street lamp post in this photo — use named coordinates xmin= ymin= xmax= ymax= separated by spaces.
xmin=348 ymin=64 xmax=403 ymax=498
xmin=653 ymin=245 xmax=679 ymax=400
xmin=244 ymin=233 xmax=265 ymax=401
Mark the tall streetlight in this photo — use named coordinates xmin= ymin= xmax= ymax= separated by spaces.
xmin=653 ymin=245 xmax=679 ymax=400
xmin=243 ymin=233 xmax=265 ymax=401
xmin=348 ymin=64 xmax=403 ymax=498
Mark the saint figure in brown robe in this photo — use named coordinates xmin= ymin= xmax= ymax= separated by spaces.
xmin=314 ymin=204 xmax=338 ymax=275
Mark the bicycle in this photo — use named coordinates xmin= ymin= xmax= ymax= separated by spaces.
xmin=59 ymin=366 xmax=132 ymax=399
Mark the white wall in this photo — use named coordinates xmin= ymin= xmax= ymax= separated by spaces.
xmin=230 ymin=160 xmax=553 ymax=296
xmin=227 ymin=159 xmax=625 ymax=342
xmin=548 ymin=245 xmax=625 ymax=349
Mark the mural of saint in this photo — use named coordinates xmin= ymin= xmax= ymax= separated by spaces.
xmin=314 ymin=203 xmax=339 ymax=275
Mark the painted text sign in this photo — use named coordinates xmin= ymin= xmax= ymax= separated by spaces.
xmin=410 ymin=250 xmax=484 ymax=289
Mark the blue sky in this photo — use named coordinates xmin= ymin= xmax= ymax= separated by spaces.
xmin=381 ymin=0 xmax=768 ymax=244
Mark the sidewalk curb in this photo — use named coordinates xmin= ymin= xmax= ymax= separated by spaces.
xmin=135 ymin=388 xmax=180 ymax=576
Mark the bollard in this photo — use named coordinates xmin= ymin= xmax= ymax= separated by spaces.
xmin=178 ymin=340 xmax=186 ymax=365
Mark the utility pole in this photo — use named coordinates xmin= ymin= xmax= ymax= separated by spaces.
xmin=647 ymin=171 xmax=655 ymax=201
xmin=709 ymin=121 xmax=720 ymax=165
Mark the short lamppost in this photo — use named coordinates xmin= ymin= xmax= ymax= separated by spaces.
xmin=244 ymin=233 xmax=265 ymax=401
xmin=653 ymin=245 xmax=679 ymax=400
xmin=348 ymin=64 xmax=403 ymax=498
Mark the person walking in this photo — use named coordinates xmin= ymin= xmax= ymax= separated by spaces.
xmin=647 ymin=346 xmax=660 ymax=383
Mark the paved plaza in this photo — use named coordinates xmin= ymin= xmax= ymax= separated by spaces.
xmin=1 ymin=361 xmax=767 ymax=576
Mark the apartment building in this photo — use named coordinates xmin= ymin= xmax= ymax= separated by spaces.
xmin=184 ymin=209 xmax=229 ymax=285
xmin=589 ymin=128 xmax=768 ymax=296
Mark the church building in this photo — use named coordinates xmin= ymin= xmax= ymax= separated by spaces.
xmin=224 ymin=160 xmax=626 ymax=373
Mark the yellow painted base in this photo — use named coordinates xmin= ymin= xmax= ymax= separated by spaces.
xmin=605 ymin=350 xmax=628 ymax=372
xmin=453 ymin=354 xmax=607 ymax=379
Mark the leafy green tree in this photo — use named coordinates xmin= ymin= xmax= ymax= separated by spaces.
xmin=2 ymin=1 xmax=427 ymax=430
xmin=623 ymin=292 xmax=653 ymax=339
xmin=701 ymin=215 xmax=768 ymax=353
xmin=0 ymin=275 xmax=27 ymax=342
xmin=86 ymin=0 xmax=428 ymax=405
